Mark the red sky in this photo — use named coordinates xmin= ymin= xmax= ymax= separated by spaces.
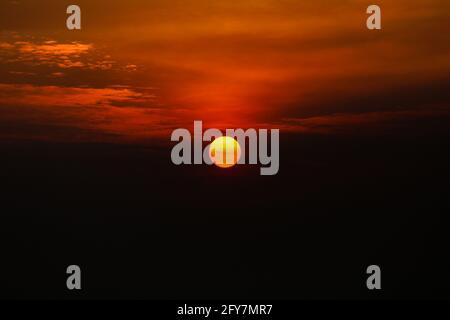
xmin=0 ymin=0 xmax=449 ymax=143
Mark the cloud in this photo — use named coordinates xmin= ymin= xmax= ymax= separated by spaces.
xmin=0 ymin=83 xmax=177 ymax=142
xmin=1 ymin=40 xmax=92 ymax=69
xmin=0 ymin=83 xmax=155 ymax=108
xmin=0 ymin=34 xmax=136 ymax=76
xmin=17 ymin=41 xmax=92 ymax=56
xmin=0 ymin=33 xmax=144 ymax=92
xmin=278 ymin=106 xmax=450 ymax=134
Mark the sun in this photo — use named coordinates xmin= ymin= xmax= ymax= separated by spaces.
xmin=209 ymin=136 xmax=241 ymax=168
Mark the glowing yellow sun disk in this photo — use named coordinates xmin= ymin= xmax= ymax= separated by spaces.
xmin=209 ymin=136 xmax=242 ymax=168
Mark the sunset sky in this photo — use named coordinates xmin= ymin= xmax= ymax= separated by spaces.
xmin=2 ymin=1 xmax=450 ymax=300
xmin=1 ymin=0 xmax=449 ymax=143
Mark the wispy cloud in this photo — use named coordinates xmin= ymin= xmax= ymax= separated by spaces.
xmin=0 ymin=83 xmax=178 ymax=142
xmin=278 ymin=106 xmax=450 ymax=134
xmin=0 ymin=83 xmax=155 ymax=108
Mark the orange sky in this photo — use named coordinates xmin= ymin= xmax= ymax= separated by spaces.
xmin=0 ymin=0 xmax=449 ymax=142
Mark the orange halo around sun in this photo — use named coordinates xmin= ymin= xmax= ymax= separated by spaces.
xmin=209 ymin=136 xmax=241 ymax=168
